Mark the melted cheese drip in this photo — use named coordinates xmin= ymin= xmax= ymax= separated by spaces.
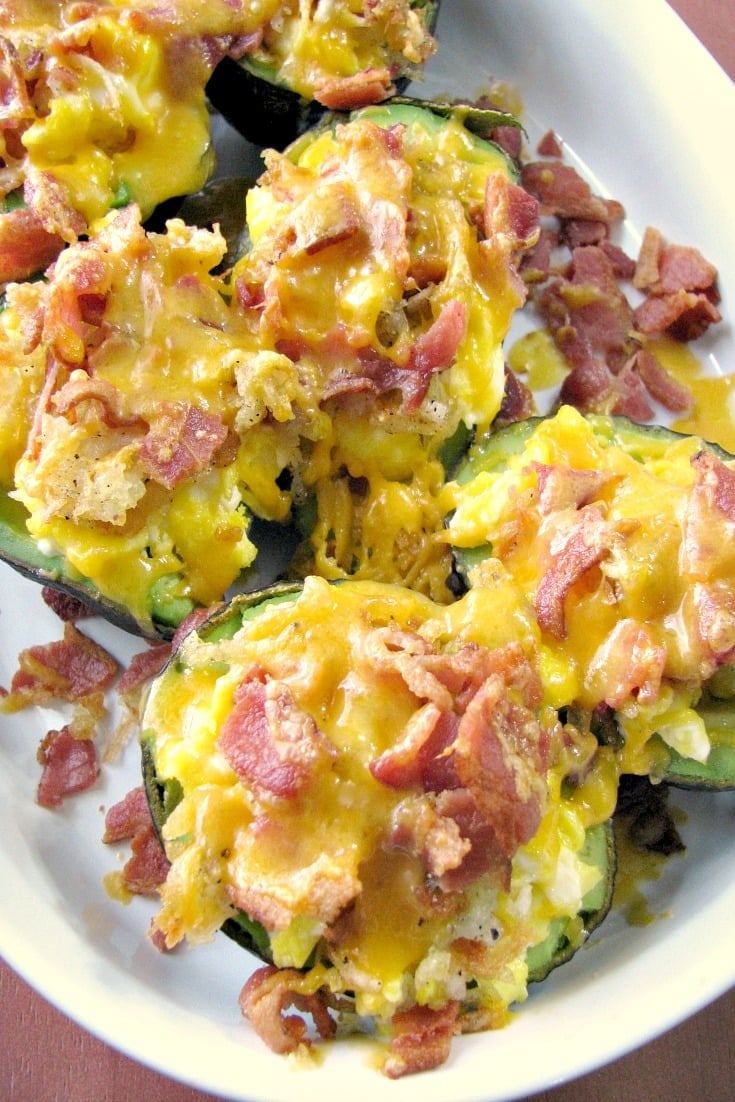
xmin=146 ymin=577 xmax=603 ymax=1023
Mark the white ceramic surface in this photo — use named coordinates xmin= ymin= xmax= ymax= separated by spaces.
xmin=1 ymin=3 xmax=735 ymax=1100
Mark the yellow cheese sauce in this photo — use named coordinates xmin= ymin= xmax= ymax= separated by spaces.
xmin=145 ymin=577 xmax=607 ymax=1028
xmin=2 ymin=3 xmax=214 ymax=229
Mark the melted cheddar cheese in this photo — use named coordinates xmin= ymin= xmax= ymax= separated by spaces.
xmin=1 ymin=2 xmax=215 ymax=231
xmin=145 ymin=577 xmax=606 ymax=1037
xmin=444 ymin=406 xmax=735 ymax=779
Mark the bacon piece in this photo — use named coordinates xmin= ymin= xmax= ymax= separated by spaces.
xmin=537 ymin=129 xmax=563 ymax=158
xmin=0 ymin=36 xmax=33 ymax=126
xmin=384 ymin=1001 xmax=459 ymax=1079
xmin=693 ymin=583 xmax=735 ymax=670
xmin=633 ymin=226 xmax=664 ymax=290
xmin=313 ymin=68 xmax=394 ymax=110
xmin=139 ymin=401 xmax=229 ymax=488
xmin=584 ymin=619 xmax=667 ymax=708
xmin=519 ymin=226 xmax=559 ymax=283
xmin=535 ymin=505 xmax=614 ymax=639
xmin=218 ymin=671 xmax=335 ymax=799
xmin=531 ymin=462 xmax=616 ymax=514
xmin=41 ymin=586 xmax=94 ymax=623
xmin=521 ymin=161 xmax=624 ymax=224
xmin=484 ymin=175 xmax=540 ymax=252
xmin=633 ymin=289 xmax=722 ymax=341
xmin=631 ymin=348 xmax=693 ymax=414
xmin=370 ymin=703 xmax=457 ymax=790
xmin=3 ymin=623 xmax=118 ymax=709
xmin=102 ymin=785 xmax=170 ymax=894
xmin=489 ymin=124 xmax=522 ymax=159
xmin=493 ymin=364 xmax=535 ymax=428
xmin=102 ymin=785 xmax=150 ymax=843
xmin=36 ymin=725 xmax=99 ymax=808
xmin=561 ymin=218 xmax=609 ymax=249
xmin=390 ymin=793 xmax=471 ymax=877
xmin=403 ymin=299 xmax=468 ymax=410
xmin=23 ymin=167 xmax=86 ymax=242
xmin=0 ymin=208 xmax=64 ymax=283
xmin=239 ymin=966 xmax=336 ymax=1055
xmin=122 ymin=824 xmax=171 ymax=895
xmin=691 ymin=449 xmax=735 ymax=522
xmin=116 ymin=644 xmax=172 ymax=698
xmin=658 ymin=244 xmax=718 ymax=295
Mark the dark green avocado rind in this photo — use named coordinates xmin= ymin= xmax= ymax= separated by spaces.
xmin=205 ymin=0 xmax=441 ymax=150
xmin=449 ymin=414 xmax=735 ymax=791
xmin=526 ymin=820 xmax=616 ymax=984
xmin=140 ymin=584 xmax=304 ymax=962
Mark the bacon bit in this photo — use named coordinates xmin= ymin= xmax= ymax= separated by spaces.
xmin=403 ymin=299 xmax=468 ymax=410
xmin=384 ymin=1001 xmax=459 ymax=1079
xmin=2 ymin=623 xmax=119 ymax=711
xmin=239 ymin=965 xmax=336 ymax=1055
xmin=633 ymin=288 xmax=722 ymax=342
xmin=103 ymin=786 xmax=170 ymax=895
xmin=693 ymin=583 xmax=735 ymax=669
xmin=599 ymin=241 xmax=637 ymax=280
xmin=218 ymin=671 xmax=335 ymax=799
xmin=102 ymin=785 xmax=150 ymax=843
xmin=633 ymin=226 xmax=665 ymax=290
xmin=493 ymin=364 xmax=536 ymax=428
xmin=691 ymin=450 xmax=735 ymax=522
xmin=531 ymin=462 xmax=617 ymax=514
xmin=537 ymin=129 xmax=562 ymax=157
xmin=36 ymin=725 xmax=99 ymax=808
xmin=171 ymin=604 xmax=219 ymax=648
xmin=631 ymin=348 xmax=693 ymax=414
xmin=521 ymin=161 xmax=624 ymax=224
xmin=390 ymin=794 xmax=471 ymax=877
xmin=585 ymin=619 xmax=667 ymax=708
xmin=535 ymin=505 xmax=614 ymax=639
xmin=41 ymin=586 xmax=94 ymax=623
xmin=116 ymin=644 xmax=172 ymax=698
xmin=484 ymin=174 xmax=541 ymax=255
xmin=560 ymin=218 xmax=609 ymax=249
xmin=139 ymin=401 xmax=229 ymax=488
xmin=0 ymin=208 xmax=64 ymax=283
xmin=519 ymin=226 xmax=559 ymax=284
xmin=313 ymin=68 xmax=395 ymax=110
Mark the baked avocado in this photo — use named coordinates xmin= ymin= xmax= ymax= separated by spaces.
xmin=443 ymin=406 xmax=735 ymax=789
xmin=140 ymin=577 xmax=615 ymax=1073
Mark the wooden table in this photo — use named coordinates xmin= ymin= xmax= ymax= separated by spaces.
xmin=2 ymin=3 xmax=734 ymax=1100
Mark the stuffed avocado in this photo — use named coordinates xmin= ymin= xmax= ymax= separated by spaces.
xmin=442 ymin=406 xmax=735 ymax=789
xmin=0 ymin=102 xmax=537 ymax=634
xmin=231 ymin=101 xmax=537 ymax=599
xmin=206 ymin=0 xmax=441 ymax=149
xmin=141 ymin=577 xmax=615 ymax=1076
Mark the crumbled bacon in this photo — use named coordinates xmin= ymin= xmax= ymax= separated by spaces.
xmin=493 ymin=364 xmax=536 ymax=428
xmin=103 ymin=785 xmax=170 ymax=895
xmin=584 ymin=619 xmax=667 ymax=708
xmin=239 ymin=966 xmax=336 ymax=1055
xmin=531 ymin=462 xmax=617 ymax=514
xmin=369 ymin=635 xmax=547 ymax=888
xmin=2 ymin=623 xmax=119 ymax=710
xmin=384 ymin=1001 xmax=459 ymax=1079
xmin=313 ymin=68 xmax=395 ymax=110
xmin=218 ymin=670 xmax=336 ymax=799
xmin=139 ymin=401 xmax=229 ymax=488
xmin=536 ymin=129 xmax=563 ymax=158
xmin=535 ymin=505 xmax=615 ymax=639
xmin=116 ymin=644 xmax=172 ymax=698
xmin=690 ymin=449 xmax=735 ymax=522
xmin=36 ymin=725 xmax=99 ymax=808
xmin=521 ymin=161 xmax=624 ymax=224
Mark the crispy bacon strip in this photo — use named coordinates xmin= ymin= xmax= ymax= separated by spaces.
xmin=313 ymin=68 xmax=395 ymax=110
xmin=535 ymin=505 xmax=614 ymax=639
xmin=239 ymin=966 xmax=336 ymax=1055
xmin=103 ymin=785 xmax=170 ymax=895
xmin=36 ymin=725 xmax=99 ymax=808
xmin=384 ymin=1001 xmax=459 ymax=1079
